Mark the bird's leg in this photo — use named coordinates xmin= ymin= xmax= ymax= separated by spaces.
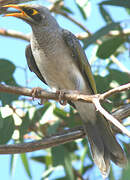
xmin=31 ymin=87 xmax=48 ymax=105
xmin=56 ymin=89 xmax=67 ymax=105
xmin=56 ymin=89 xmax=68 ymax=106
xmin=56 ymin=89 xmax=80 ymax=106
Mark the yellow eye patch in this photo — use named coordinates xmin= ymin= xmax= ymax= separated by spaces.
xmin=31 ymin=9 xmax=39 ymax=15
xmin=22 ymin=7 xmax=39 ymax=16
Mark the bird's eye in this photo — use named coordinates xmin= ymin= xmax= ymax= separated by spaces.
xmin=23 ymin=8 xmax=39 ymax=16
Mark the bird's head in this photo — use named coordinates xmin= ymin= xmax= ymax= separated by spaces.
xmin=3 ymin=4 xmax=56 ymax=27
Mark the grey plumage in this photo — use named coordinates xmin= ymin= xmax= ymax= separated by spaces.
xmin=29 ymin=5 xmax=127 ymax=177
xmin=4 ymin=4 xmax=127 ymax=178
xmin=26 ymin=44 xmax=47 ymax=84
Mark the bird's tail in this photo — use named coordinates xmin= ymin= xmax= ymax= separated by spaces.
xmin=85 ymin=114 xmax=127 ymax=178
xmin=75 ymin=102 xmax=127 ymax=178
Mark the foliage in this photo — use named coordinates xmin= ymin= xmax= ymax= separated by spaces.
xmin=0 ymin=0 xmax=130 ymax=180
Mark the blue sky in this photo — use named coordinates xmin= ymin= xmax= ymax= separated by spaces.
xmin=0 ymin=0 xmax=129 ymax=179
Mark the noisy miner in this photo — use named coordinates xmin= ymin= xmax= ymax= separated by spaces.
xmin=3 ymin=4 xmax=127 ymax=178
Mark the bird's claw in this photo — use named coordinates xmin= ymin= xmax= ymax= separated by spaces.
xmin=56 ymin=89 xmax=67 ymax=106
xmin=31 ymin=87 xmax=47 ymax=104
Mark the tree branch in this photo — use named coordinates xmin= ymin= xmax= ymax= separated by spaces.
xmin=0 ymin=104 xmax=129 ymax=154
xmin=0 ymin=83 xmax=129 ymax=103
xmin=93 ymin=98 xmax=130 ymax=137
xmin=57 ymin=12 xmax=91 ymax=35
xmin=0 ymin=83 xmax=130 ymax=136
xmin=0 ymin=29 xmax=30 ymax=41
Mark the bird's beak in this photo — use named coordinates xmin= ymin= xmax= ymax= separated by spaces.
xmin=2 ymin=4 xmax=29 ymax=19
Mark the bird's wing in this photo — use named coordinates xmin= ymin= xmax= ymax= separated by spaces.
xmin=25 ymin=44 xmax=47 ymax=85
xmin=62 ymin=29 xmax=97 ymax=94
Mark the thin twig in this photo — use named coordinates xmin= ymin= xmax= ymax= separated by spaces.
xmin=93 ymin=98 xmax=130 ymax=137
xmin=100 ymin=83 xmax=130 ymax=100
xmin=110 ymin=55 xmax=130 ymax=74
xmin=58 ymin=12 xmax=91 ymax=35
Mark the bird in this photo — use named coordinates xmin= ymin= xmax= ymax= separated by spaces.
xmin=3 ymin=4 xmax=127 ymax=178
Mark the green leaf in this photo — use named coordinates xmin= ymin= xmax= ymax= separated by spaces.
xmin=109 ymin=166 xmax=115 ymax=180
xmin=96 ymin=35 xmax=125 ymax=58
xmin=53 ymin=107 xmax=68 ymax=120
xmin=79 ymin=146 xmax=88 ymax=174
xmin=0 ymin=59 xmax=15 ymax=82
xmin=31 ymin=155 xmax=52 ymax=167
xmin=61 ymin=6 xmax=73 ymax=14
xmin=67 ymin=113 xmax=82 ymax=128
xmin=64 ymin=141 xmax=78 ymax=153
xmin=47 ymin=120 xmax=61 ymax=135
xmin=94 ymin=75 xmax=110 ymax=94
xmin=83 ymin=22 xmax=121 ymax=48
xmin=31 ymin=155 xmax=45 ymax=164
xmin=107 ymin=69 xmax=130 ymax=85
xmin=100 ymin=0 xmax=130 ymax=9
xmin=95 ymin=70 xmax=129 ymax=93
xmin=75 ymin=0 xmax=91 ymax=20
xmin=32 ymin=102 xmax=51 ymax=124
xmin=0 ymin=59 xmax=19 ymax=105
xmin=126 ymin=8 xmax=130 ymax=14
xmin=19 ymin=112 xmax=30 ymax=140
xmin=53 ymin=107 xmax=82 ymax=128
xmin=0 ymin=92 xmax=19 ymax=106
xmin=53 ymin=178 xmax=66 ymax=180
xmin=52 ymin=146 xmax=65 ymax=167
xmin=0 ymin=114 xmax=15 ymax=144
xmin=95 ymin=70 xmax=129 ymax=110
xmin=99 ymin=5 xmax=113 ymax=23
xmin=20 ymin=153 xmax=32 ymax=179
xmin=64 ymin=150 xmax=75 ymax=180
xmin=45 ymin=155 xmax=52 ymax=167
xmin=120 ymin=158 xmax=130 ymax=180
xmin=9 ymin=154 xmax=18 ymax=176
xmin=0 ymin=79 xmax=19 ymax=105
xmin=52 ymin=145 xmax=75 ymax=180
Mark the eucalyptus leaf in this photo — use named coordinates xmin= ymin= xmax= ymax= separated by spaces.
xmin=100 ymin=0 xmax=130 ymax=9
xmin=53 ymin=107 xmax=68 ymax=120
xmin=75 ymin=0 xmax=91 ymax=20
xmin=126 ymin=8 xmax=130 ymax=14
xmin=0 ymin=114 xmax=15 ymax=144
xmin=61 ymin=6 xmax=73 ymax=14
xmin=19 ymin=112 xmax=30 ymax=140
xmin=0 ymin=59 xmax=15 ymax=82
xmin=31 ymin=155 xmax=45 ymax=164
xmin=83 ymin=22 xmax=121 ymax=48
xmin=32 ymin=102 xmax=51 ymax=124
xmin=20 ymin=153 xmax=32 ymax=179
xmin=99 ymin=5 xmax=113 ymax=23
xmin=31 ymin=155 xmax=52 ymax=168
xmin=0 ymin=59 xmax=19 ymax=105
xmin=120 ymin=158 xmax=130 ymax=180
xmin=9 ymin=154 xmax=18 ymax=176
xmin=52 ymin=145 xmax=75 ymax=180
xmin=96 ymin=35 xmax=125 ymax=58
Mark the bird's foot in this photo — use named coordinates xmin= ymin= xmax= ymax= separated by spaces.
xmin=56 ymin=89 xmax=68 ymax=106
xmin=31 ymin=87 xmax=47 ymax=105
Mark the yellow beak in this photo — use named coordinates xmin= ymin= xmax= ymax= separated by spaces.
xmin=3 ymin=4 xmax=29 ymax=19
